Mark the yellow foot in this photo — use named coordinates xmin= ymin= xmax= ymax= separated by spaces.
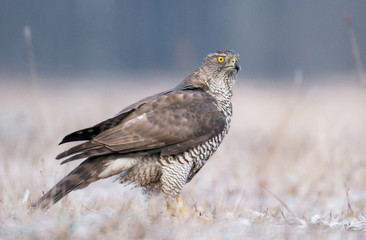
xmin=176 ymin=197 xmax=187 ymax=216
xmin=166 ymin=198 xmax=214 ymax=221
xmin=166 ymin=197 xmax=188 ymax=217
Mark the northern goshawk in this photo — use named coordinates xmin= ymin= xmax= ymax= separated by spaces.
xmin=34 ymin=50 xmax=240 ymax=211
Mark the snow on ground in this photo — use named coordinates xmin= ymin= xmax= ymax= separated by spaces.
xmin=1 ymin=75 xmax=366 ymax=239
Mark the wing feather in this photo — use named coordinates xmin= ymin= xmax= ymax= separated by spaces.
xmin=57 ymin=90 xmax=226 ymax=163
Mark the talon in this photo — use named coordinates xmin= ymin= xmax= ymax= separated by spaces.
xmin=167 ymin=201 xmax=178 ymax=216
xmin=176 ymin=197 xmax=187 ymax=216
xmin=167 ymin=198 xmax=213 ymax=221
xmin=166 ymin=197 xmax=188 ymax=217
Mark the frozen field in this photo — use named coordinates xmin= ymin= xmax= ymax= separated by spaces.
xmin=1 ymin=75 xmax=366 ymax=239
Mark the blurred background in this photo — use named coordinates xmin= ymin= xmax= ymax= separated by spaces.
xmin=0 ymin=0 xmax=365 ymax=81
xmin=2 ymin=2 xmax=366 ymax=237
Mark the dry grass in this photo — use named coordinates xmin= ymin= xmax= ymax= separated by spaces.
xmin=1 ymin=75 xmax=366 ymax=239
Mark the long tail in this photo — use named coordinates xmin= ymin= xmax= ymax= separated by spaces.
xmin=33 ymin=155 xmax=132 ymax=209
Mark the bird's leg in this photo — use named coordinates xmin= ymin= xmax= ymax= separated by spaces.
xmin=166 ymin=198 xmax=214 ymax=221
xmin=176 ymin=197 xmax=187 ymax=216
xmin=161 ymin=161 xmax=192 ymax=217
xmin=166 ymin=197 xmax=188 ymax=217
xmin=166 ymin=199 xmax=176 ymax=216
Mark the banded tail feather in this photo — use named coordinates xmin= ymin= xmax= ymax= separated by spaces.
xmin=33 ymin=156 xmax=135 ymax=209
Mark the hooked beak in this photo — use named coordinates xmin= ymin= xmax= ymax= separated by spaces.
xmin=227 ymin=57 xmax=241 ymax=71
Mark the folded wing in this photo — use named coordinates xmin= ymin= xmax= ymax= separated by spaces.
xmin=56 ymin=90 xmax=226 ymax=164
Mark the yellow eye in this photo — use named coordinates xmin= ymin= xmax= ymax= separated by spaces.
xmin=217 ymin=57 xmax=225 ymax=62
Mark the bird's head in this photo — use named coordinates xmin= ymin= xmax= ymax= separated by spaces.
xmin=202 ymin=50 xmax=240 ymax=75
xmin=200 ymin=49 xmax=240 ymax=97
xmin=177 ymin=50 xmax=240 ymax=100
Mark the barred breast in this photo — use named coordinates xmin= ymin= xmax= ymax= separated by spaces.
xmin=119 ymin=98 xmax=232 ymax=198
xmin=158 ymin=126 xmax=229 ymax=197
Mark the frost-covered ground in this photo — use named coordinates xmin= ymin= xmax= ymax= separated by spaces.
xmin=1 ymin=75 xmax=366 ymax=239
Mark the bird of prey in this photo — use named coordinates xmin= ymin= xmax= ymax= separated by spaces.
xmin=33 ymin=50 xmax=240 ymax=212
